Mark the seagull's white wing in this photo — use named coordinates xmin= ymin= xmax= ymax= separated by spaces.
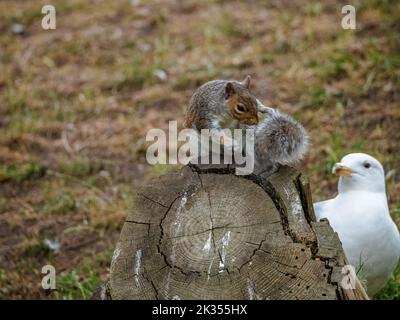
xmin=313 ymin=199 xmax=334 ymax=221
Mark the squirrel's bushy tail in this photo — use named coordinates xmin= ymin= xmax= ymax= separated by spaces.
xmin=254 ymin=109 xmax=308 ymax=173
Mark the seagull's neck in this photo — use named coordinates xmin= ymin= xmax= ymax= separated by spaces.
xmin=337 ymin=188 xmax=389 ymax=212
xmin=337 ymin=189 xmax=386 ymax=199
xmin=338 ymin=178 xmax=386 ymax=194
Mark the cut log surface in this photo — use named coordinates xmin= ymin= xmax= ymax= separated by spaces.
xmin=109 ymin=165 xmax=366 ymax=300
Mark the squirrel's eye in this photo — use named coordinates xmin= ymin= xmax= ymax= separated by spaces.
xmin=363 ymin=162 xmax=371 ymax=169
xmin=236 ymin=105 xmax=247 ymax=113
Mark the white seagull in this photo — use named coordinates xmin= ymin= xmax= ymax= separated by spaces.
xmin=314 ymin=153 xmax=400 ymax=296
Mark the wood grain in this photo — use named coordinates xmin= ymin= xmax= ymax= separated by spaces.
xmin=107 ymin=165 xmax=367 ymax=300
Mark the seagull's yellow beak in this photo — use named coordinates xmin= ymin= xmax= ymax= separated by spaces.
xmin=332 ymin=163 xmax=353 ymax=177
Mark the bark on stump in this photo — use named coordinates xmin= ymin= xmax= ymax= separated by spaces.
xmin=108 ymin=165 xmax=367 ymax=300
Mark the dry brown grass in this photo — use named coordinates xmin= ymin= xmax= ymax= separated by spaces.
xmin=0 ymin=0 xmax=399 ymax=299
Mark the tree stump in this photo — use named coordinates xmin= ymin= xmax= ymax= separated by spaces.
xmin=107 ymin=165 xmax=367 ymax=300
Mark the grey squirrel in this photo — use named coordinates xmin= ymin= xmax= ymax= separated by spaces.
xmin=184 ymin=75 xmax=269 ymax=148
xmin=185 ymin=75 xmax=263 ymax=130
xmin=184 ymin=76 xmax=308 ymax=175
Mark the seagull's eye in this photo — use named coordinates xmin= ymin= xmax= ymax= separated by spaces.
xmin=363 ymin=162 xmax=371 ymax=169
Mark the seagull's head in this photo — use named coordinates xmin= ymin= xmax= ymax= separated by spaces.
xmin=333 ymin=153 xmax=385 ymax=193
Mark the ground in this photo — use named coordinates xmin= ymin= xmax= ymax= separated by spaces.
xmin=0 ymin=0 xmax=399 ymax=299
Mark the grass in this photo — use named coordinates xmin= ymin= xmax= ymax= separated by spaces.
xmin=375 ymin=265 xmax=400 ymax=300
xmin=40 ymin=193 xmax=76 ymax=215
xmin=300 ymin=85 xmax=329 ymax=109
xmin=0 ymin=269 xmax=8 ymax=300
xmin=58 ymin=157 xmax=104 ymax=178
xmin=55 ymin=270 xmax=102 ymax=300
xmin=321 ymin=131 xmax=366 ymax=174
xmin=0 ymin=0 xmax=399 ymax=299
xmin=304 ymin=3 xmax=323 ymax=17
xmin=311 ymin=50 xmax=358 ymax=81
xmin=119 ymin=54 xmax=158 ymax=90
xmin=0 ymin=162 xmax=43 ymax=182
xmin=22 ymin=239 xmax=57 ymax=260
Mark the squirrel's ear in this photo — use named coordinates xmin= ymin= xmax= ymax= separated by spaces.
xmin=241 ymin=75 xmax=251 ymax=89
xmin=225 ymin=82 xmax=235 ymax=98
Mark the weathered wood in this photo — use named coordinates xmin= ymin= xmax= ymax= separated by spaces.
xmin=107 ymin=165 xmax=367 ymax=300
xmin=91 ymin=282 xmax=111 ymax=300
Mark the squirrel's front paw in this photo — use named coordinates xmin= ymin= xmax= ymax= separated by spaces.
xmin=224 ymin=139 xmax=241 ymax=152
xmin=215 ymin=132 xmax=241 ymax=152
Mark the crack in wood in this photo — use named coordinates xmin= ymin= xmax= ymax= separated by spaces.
xmin=189 ymin=164 xmax=299 ymax=243
xmin=195 ymin=171 xmax=218 ymax=260
xmin=125 ymin=220 xmax=151 ymax=234
xmin=139 ymin=193 xmax=169 ymax=208
xmin=155 ymin=190 xmax=203 ymax=279
xmin=189 ymin=164 xmax=344 ymax=298
xmin=239 ymin=236 xmax=267 ymax=272
xmin=108 ymin=164 xmax=366 ymax=300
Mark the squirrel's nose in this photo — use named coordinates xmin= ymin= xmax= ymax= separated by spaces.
xmin=246 ymin=118 xmax=258 ymax=125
